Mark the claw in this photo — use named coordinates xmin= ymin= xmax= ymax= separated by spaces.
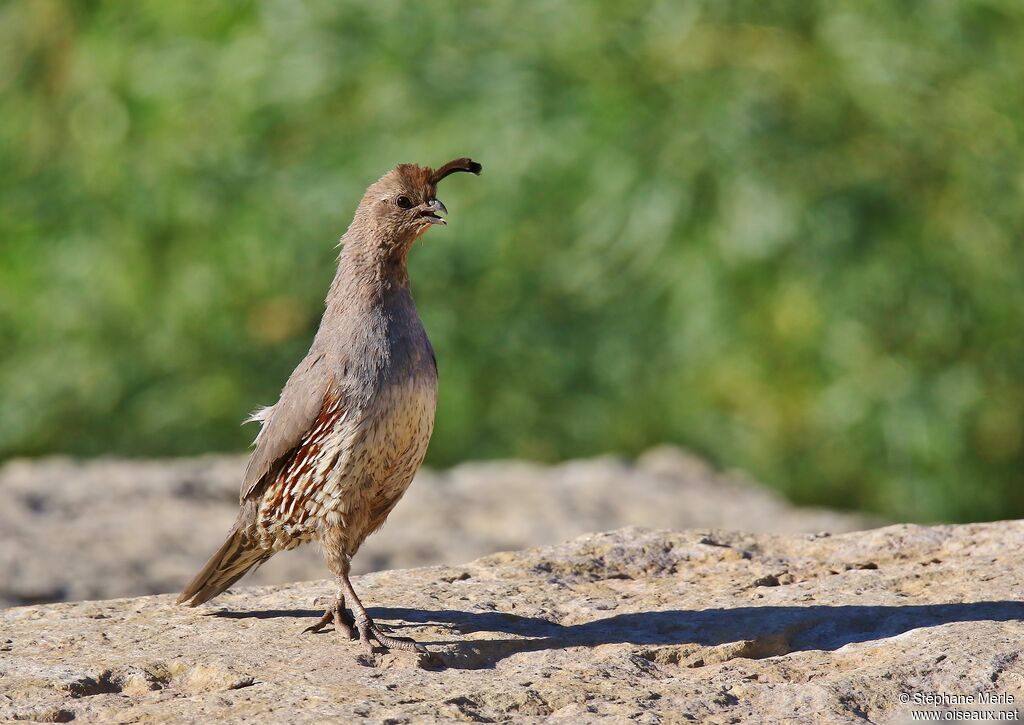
xmin=355 ymin=617 xmax=426 ymax=653
xmin=303 ymin=603 xmax=355 ymax=639
xmin=302 ymin=611 xmax=333 ymax=634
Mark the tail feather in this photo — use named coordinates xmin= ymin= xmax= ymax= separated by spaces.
xmin=177 ymin=526 xmax=270 ymax=607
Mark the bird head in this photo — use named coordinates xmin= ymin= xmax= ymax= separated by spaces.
xmin=351 ymin=157 xmax=482 ymax=257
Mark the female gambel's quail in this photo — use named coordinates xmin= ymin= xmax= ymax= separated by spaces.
xmin=178 ymin=158 xmax=482 ymax=653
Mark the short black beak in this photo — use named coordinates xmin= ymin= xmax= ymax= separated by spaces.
xmin=419 ymin=198 xmax=448 ymax=225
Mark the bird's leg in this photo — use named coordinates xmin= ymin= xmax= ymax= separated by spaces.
xmin=302 ymin=592 xmax=355 ymax=638
xmin=303 ymin=570 xmax=355 ymax=638
xmin=340 ymin=570 xmax=425 ymax=654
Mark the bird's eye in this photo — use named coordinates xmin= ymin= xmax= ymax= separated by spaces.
xmin=396 ymin=195 xmax=413 ymax=209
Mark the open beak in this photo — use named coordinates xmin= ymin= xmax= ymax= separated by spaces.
xmin=419 ymin=198 xmax=448 ymax=225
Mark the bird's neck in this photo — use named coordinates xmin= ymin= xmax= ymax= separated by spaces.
xmin=328 ymin=233 xmax=414 ymax=312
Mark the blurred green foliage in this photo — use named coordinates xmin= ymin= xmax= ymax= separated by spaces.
xmin=1 ymin=0 xmax=1022 ymax=522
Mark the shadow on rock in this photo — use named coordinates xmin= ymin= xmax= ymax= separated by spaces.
xmin=212 ymin=609 xmax=324 ymax=620
xmin=370 ymin=601 xmax=1024 ymax=669
xmin=209 ymin=601 xmax=1024 ymax=670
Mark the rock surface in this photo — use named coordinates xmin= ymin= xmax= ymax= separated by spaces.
xmin=3 ymin=523 xmax=1023 ymax=724
xmin=0 ymin=447 xmax=878 ymax=607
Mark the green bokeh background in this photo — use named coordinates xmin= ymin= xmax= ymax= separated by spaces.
xmin=2 ymin=1 xmax=1022 ymax=522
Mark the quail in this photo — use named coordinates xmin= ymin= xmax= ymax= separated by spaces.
xmin=178 ymin=157 xmax=482 ymax=653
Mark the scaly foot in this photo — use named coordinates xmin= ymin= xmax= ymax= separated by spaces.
xmin=337 ymin=569 xmax=424 ymax=654
xmin=303 ymin=600 xmax=355 ymax=639
xmin=354 ymin=613 xmax=425 ymax=654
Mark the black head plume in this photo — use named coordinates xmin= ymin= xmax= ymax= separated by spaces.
xmin=430 ymin=157 xmax=483 ymax=185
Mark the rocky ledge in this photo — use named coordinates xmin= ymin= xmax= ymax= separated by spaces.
xmin=3 ymin=523 xmax=1023 ymax=724
xmin=0 ymin=447 xmax=878 ymax=607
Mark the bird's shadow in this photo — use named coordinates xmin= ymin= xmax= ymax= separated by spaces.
xmin=213 ymin=600 xmax=1024 ymax=670
xmin=215 ymin=609 xmax=325 ymax=620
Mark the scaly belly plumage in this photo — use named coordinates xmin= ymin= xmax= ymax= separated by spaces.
xmin=254 ymin=377 xmax=436 ymax=554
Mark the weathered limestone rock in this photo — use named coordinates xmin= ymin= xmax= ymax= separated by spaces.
xmin=0 ymin=447 xmax=879 ymax=607
xmin=2 ymin=523 xmax=1022 ymax=723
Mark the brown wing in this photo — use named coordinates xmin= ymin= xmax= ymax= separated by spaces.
xmin=240 ymin=351 xmax=334 ymax=502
